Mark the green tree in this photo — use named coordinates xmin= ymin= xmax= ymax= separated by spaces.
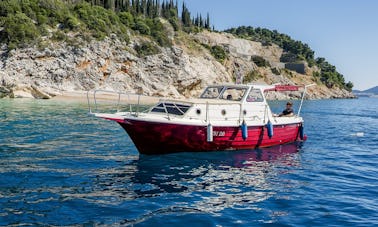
xmin=118 ymin=11 xmax=134 ymax=27
xmin=181 ymin=2 xmax=191 ymax=27
xmin=205 ymin=12 xmax=210 ymax=29
xmin=345 ymin=81 xmax=353 ymax=92
xmin=3 ymin=12 xmax=40 ymax=49
xmin=133 ymin=17 xmax=151 ymax=35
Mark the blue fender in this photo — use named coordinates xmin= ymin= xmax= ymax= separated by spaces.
xmin=207 ymin=123 xmax=213 ymax=142
xmin=266 ymin=120 xmax=273 ymax=139
xmin=299 ymin=123 xmax=304 ymax=140
xmin=241 ymin=120 xmax=248 ymax=140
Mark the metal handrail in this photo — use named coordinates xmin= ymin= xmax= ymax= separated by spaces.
xmin=87 ymin=89 xmax=274 ymax=125
xmin=86 ymin=90 xmax=92 ymax=114
xmin=87 ymin=89 xmax=146 ymax=115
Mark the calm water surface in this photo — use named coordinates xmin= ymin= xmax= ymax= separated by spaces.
xmin=0 ymin=98 xmax=377 ymax=226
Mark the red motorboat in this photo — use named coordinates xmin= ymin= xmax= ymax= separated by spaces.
xmin=88 ymin=84 xmax=312 ymax=154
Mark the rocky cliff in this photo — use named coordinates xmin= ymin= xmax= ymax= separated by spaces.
xmin=0 ymin=30 xmax=354 ymax=100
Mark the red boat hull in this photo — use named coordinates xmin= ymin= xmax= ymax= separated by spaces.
xmin=118 ymin=119 xmax=306 ymax=154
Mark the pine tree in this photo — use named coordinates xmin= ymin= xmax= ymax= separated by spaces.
xmin=141 ymin=0 xmax=147 ymax=15
xmin=205 ymin=12 xmax=210 ymax=29
xmin=104 ymin=0 xmax=115 ymax=11
xmin=181 ymin=2 xmax=190 ymax=26
xmin=161 ymin=1 xmax=166 ymax=18
xmin=124 ymin=0 xmax=131 ymax=12
xmin=131 ymin=0 xmax=136 ymax=15
xmin=154 ymin=0 xmax=160 ymax=17
xmin=175 ymin=0 xmax=178 ymax=17
xmin=75 ymin=0 xmax=213 ymax=30
xmin=135 ymin=0 xmax=140 ymax=14
xmin=195 ymin=13 xmax=199 ymax=26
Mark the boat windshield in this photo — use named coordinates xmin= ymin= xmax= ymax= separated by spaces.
xmin=200 ymin=86 xmax=248 ymax=101
xmin=200 ymin=86 xmax=222 ymax=99
xmin=246 ymin=88 xmax=264 ymax=102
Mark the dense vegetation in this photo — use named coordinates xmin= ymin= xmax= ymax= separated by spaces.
xmin=0 ymin=0 xmax=211 ymax=49
xmin=226 ymin=26 xmax=353 ymax=91
xmin=0 ymin=0 xmax=353 ymax=91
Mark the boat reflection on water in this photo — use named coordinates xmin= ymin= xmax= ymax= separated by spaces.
xmin=94 ymin=142 xmax=302 ymax=198
xmin=230 ymin=142 xmax=303 ymax=168
xmin=100 ymin=143 xmax=301 ymax=188
xmin=88 ymin=143 xmax=304 ymax=224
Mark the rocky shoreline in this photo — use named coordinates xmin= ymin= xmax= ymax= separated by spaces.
xmin=0 ymin=31 xmax=355 ymax=101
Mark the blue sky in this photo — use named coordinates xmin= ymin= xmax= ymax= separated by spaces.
xmin=179 ymin=0 xmax=378 ymax=90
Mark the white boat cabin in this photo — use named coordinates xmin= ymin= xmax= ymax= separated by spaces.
xmin=145 ymin=84 xmax=300 ymax=126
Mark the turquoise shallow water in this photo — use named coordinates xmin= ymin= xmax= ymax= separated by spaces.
xmin=0 ymin=98 xmax=377 ymax=226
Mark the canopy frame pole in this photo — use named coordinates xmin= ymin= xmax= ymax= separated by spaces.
xmin=297 ymin=84 xmax=315 ymax=117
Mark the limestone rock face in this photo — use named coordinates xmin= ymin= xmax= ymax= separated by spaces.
xmin=0 ymin=31 xmax=354 ymax=99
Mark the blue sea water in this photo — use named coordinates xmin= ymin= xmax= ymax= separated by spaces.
xmin=0 ymin=98 xmax=377 ymax=226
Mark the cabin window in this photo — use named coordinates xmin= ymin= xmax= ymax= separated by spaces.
xmin=246 ymin=89 xmax=264 ymax=102
xmin=220 ymin=87 xmax=247 ymax=101
xmin=200 ymin=87 xmax=222 ymax=99
xmin=151 ymin=102 xmax=191 ymax=115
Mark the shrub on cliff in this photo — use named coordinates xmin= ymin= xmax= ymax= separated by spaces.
xmin=2 ymin=12 xmax=40 ymax=49
xmin=244 ymin=70 xmax=262 ymax=83
xmin=251 ymin=55 xmax=270 ymax=67
xmin=63 ymin=15 xmax=80 ymax=30
xmin=133 ymin=17 xmax=151 ymax=35
xmin=212 ymin=46 xmax=227 ymax=63
xmin=206 ymin=45 xmax=227 ymax=63
xmin=134 ymin=42 xmax=160 ymax=57
xmin=119 ymin=12 xmax=134 ymax=27
xmin=146 ymin=18 xmax=172 ymax=47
